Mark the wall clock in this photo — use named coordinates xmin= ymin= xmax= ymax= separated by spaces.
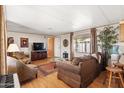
xmin=63 ymin=39 xmax=69 ymax=47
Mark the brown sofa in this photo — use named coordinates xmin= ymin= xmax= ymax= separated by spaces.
xmin=56 ymin=55 xmax=100 ymax=88
xmin=7 ymin=56 xmax=37 ymax=83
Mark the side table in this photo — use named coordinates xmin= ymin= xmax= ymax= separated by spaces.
xmin=105 ymin=66 xmax=124 ymax=88
xmin=114 ymin=63 xmax=124 ymax=78
xmin=114 ymin=63 xmax=124 ymax=69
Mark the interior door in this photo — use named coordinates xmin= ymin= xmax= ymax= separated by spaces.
xmin=47 ymin=37 xmax=54 ymax=58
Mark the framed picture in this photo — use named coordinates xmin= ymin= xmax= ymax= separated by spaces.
xmin=20 ymin=38 xmax=29 ymax=47
xmin=8 ymin=37 xmax=14 ymax=46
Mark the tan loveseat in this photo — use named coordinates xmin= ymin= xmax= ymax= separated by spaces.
xmin=7 ymin=56 xmax=37 ymax=83
xmin=12 ymin=52 xmax=31 ymax=64
xmin=56 ymin=54 xmax=101 ymax=88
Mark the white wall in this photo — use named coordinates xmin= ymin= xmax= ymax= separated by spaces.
xmin=60 ymin=34 xmax=71 ymax=60
xmin=54 ymin=37 xmax=61 ymax=57
xmin=54 ymin=33 xmax=71 ymax=60
xmin=7 ymin=32 xmax=47 ymax=58
xmin=54 ymin=32 xmax=91 ymax=59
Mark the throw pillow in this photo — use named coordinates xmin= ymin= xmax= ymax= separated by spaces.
xmin=72 ymin=57 xmax=81 ymax=65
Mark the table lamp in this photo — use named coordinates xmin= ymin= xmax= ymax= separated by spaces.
xmin=7 ymin=44 xmax=20 ymax=57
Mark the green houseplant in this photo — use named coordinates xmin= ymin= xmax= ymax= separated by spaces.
xmin=98 ymin=26 xmax=118 ymax=69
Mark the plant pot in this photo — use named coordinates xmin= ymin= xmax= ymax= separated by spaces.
xmin=100 ymin=50 xmax=110 ymax=71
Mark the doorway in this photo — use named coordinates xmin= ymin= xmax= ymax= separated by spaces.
xmin=47 ymin=37 xmax=54 ymax=58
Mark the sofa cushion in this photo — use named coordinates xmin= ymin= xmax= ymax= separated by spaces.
xmin=72 ymin=57 xmax=82 ymax=65
xmin=56 ymin=62 xmax=80 ymax=75
xmin=14 ymin=52 xmax=25 ymax=59
xmin=19 ymin=57 xmax=30 ymax=64
xmin=72 ymin=56 xmax=95 ymax=66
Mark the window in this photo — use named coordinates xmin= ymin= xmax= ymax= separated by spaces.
xmin=75 ymin=38 xmax=91 ymax=53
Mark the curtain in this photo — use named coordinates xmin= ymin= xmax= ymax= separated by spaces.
xmin=0 ymin=5 xmax=7 ymax=75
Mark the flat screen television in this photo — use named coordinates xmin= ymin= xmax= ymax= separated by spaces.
xmin=33 ymin=43 xmax=44 ymax=51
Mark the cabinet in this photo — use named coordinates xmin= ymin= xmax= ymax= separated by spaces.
xmin=31 ymin=51 xmax=47 ymax=61
xmin=120 ymin=22 xmax=124 ymax=42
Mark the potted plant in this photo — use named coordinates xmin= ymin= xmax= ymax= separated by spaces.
xmin=98 ymin=26 xmax=118 ymax=70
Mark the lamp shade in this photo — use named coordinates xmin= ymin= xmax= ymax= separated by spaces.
xmin=7 ymin=44 xmax=20 ymax=52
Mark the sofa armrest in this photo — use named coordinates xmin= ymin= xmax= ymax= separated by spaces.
xmin=79 ymin=59 xmax=100 ymax=87
xmin=56 ymin=62 xmax=80 ymax=74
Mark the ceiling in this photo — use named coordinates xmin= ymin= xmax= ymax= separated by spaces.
xmin=6 ymin=5 xmax=124 ymax=35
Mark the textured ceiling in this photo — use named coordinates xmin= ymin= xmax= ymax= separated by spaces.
xmin=6 ymin=5 xmax=124 ymax=35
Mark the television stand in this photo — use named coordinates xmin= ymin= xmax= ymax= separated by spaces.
xmin=31 ymin=50 xmax=47 ymax=61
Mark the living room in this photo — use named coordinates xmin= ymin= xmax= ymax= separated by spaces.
xmin=1 ymin=4 xmax=124 ymax=89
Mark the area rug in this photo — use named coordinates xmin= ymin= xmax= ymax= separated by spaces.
xmin=38 ymin=62 xmax=57 ymax=76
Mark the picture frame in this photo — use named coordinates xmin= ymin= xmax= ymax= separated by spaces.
xmin=20 ymin=38 xmax=29 ymax=47
xmin=7 ymin=37 xmax=14 ymax=46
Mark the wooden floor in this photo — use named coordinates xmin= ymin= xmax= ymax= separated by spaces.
xmin=22 ymin=58 xmax=124 ymax=88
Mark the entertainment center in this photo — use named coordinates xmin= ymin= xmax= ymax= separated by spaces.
xmin=31 ymin=42 xmax=47 ymax=61
xmin=31 ymin=50 xmax=47 ymax=61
